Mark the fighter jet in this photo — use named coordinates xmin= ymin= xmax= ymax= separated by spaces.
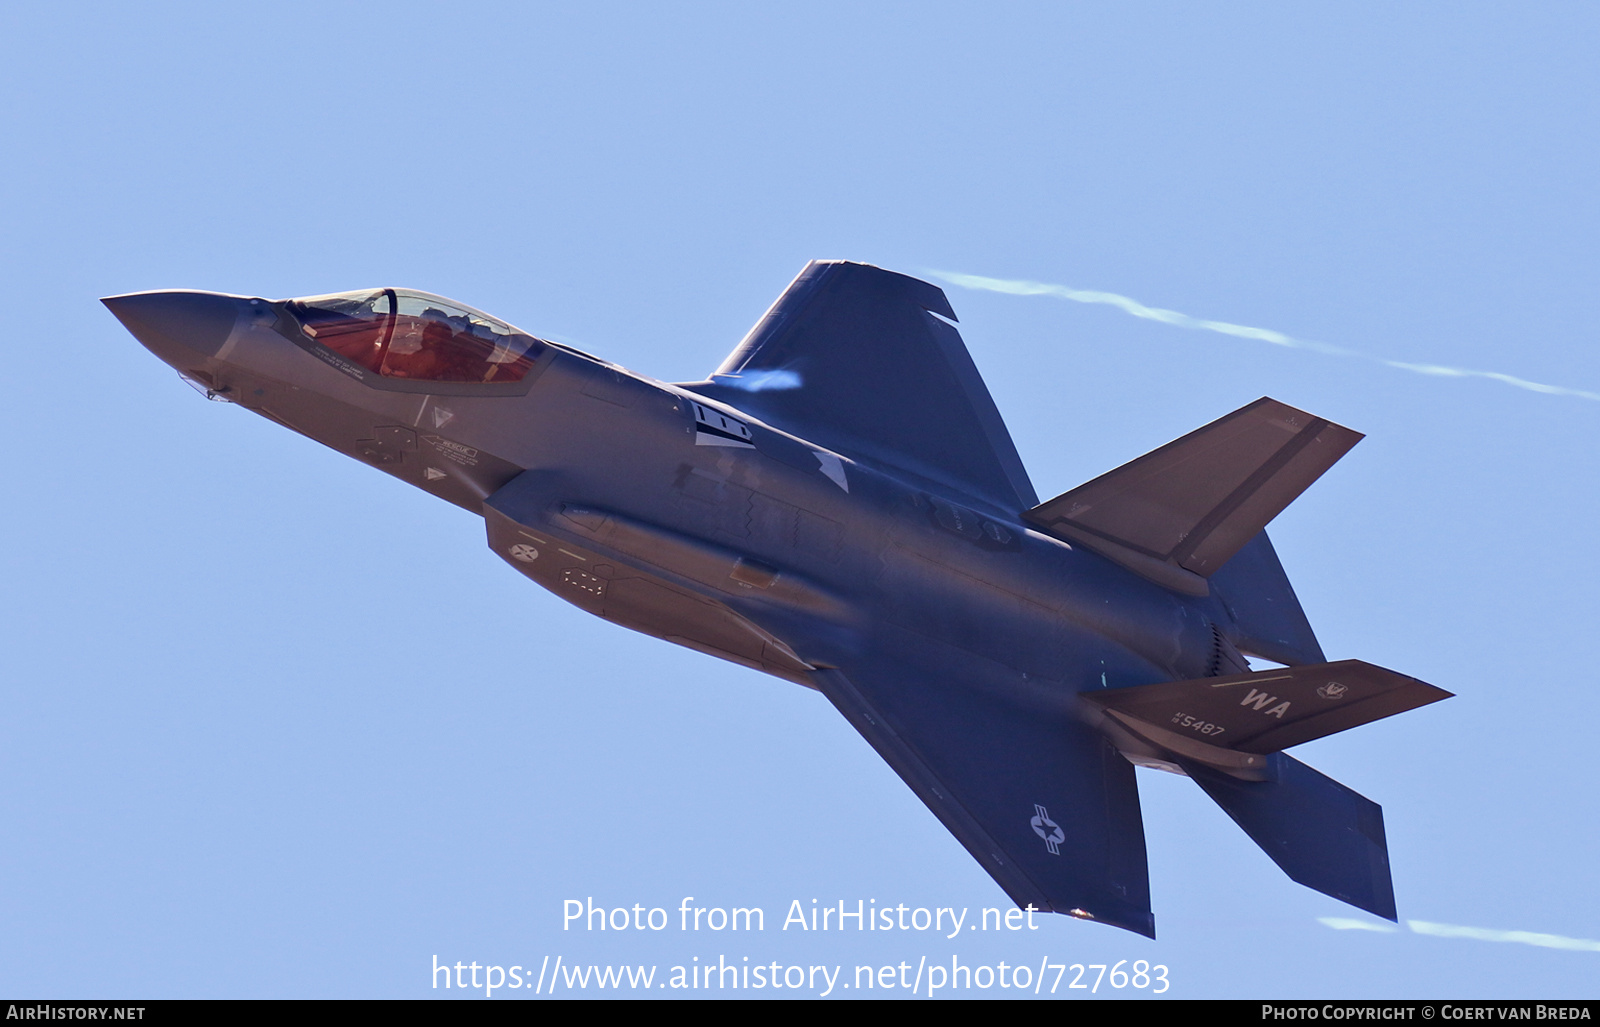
xmin=104 ymin=260 xmax=1448 ymax=937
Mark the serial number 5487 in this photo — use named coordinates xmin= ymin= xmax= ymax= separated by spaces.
xmin=1170 ymin=713 xmax=1225 ymax=736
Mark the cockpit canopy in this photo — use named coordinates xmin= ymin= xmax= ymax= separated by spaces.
xmin=289 ymin=289 xmax=543 ymax=384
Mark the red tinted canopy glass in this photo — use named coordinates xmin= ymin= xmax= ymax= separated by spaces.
xmin=290 ymin=289 xmax=543 ymax=384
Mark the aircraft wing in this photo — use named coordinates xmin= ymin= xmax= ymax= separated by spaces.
xmin=681 ymin=261 xmax=1038 ymax=513
xmin=810 ymin=624 xmax=1155 ymax=937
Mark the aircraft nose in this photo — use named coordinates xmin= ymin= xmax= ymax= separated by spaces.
xmin=102 ymin=290 xmax=250 ymax=364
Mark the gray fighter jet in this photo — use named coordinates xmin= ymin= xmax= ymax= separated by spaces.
xmin=105 ymin=261 xmax=1449 ymax=937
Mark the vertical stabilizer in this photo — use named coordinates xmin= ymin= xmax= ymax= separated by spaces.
xmin=1210 ymin=531 xmax=1325 ymax=666
xmin=1178 ymin=753 xmax=1397 ymax=921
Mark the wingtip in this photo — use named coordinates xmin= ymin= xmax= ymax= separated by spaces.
xmin=1060 ymin=904 xmax=1157 ymax=939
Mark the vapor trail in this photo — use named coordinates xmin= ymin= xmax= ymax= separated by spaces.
xmin=1408 ymin=920 xmax=1600 ymax=952
xmin=930 ymin=271 xmax=1600 ymax=403
xmin=1317 ymin=917 xmax=1600 ymax=952
xmin=1318 ymin=917 xmax=1399 ymax=933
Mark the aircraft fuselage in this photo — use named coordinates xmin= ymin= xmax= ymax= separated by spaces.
xmin=114 ymin=290 xmax=1224 ymax=705
xmin=107 ymin=267 xmax=1444 ymax=937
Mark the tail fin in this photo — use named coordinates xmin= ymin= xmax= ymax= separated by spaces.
xmin=1210 ymin=530 xmax=1324 ymax=666
xmin=1086 ymin=661 xmax=1449 ymax=919
xmin=1024 ymin=398 xmax=1362 ymax=596
xmin=1178 ymin=753 xmax=1397 ymax=920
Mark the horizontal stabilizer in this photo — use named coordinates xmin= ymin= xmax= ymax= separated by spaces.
xmin=1086 ymin=659 xmax=1452 ymax=757
xmin=1024 ymin=398 xmax=1362 ymax=593
xmin=1180 ymin=753 xmax=1397 ymax=920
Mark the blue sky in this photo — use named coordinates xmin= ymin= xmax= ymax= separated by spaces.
xmin=3 ymin=2 xmax=1597 ymax=999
